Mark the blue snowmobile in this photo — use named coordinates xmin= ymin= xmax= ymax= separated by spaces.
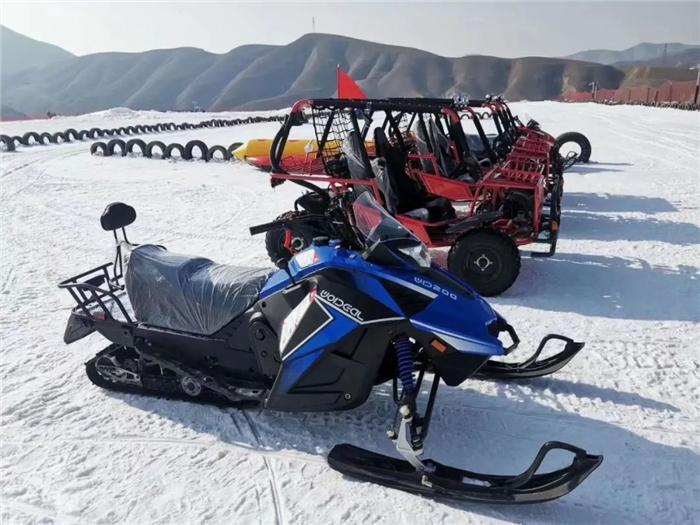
xmin=59 ymin=193 xmax=601 ymax=504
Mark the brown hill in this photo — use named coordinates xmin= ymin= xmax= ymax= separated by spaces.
xmin=0 ymin=32 xmax=692 ymax=115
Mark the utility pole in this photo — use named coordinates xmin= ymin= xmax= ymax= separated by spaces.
xmin=312 ymin=17 xmax=315 ymax=33
xmin=662 ymin=43 xmax=667 ymax=65
xmin=691 ymin=64 xmax=700 ymax=105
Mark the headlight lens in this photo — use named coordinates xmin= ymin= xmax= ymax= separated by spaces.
xmin=399 ymin=245 xmax=431 ymax=268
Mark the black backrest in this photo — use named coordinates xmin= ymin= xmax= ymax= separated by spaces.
xmin=101 ymin=202 xmax=136 ymax=231
xmin=413 ymin=117 xmax=436 ymax=174
xmin=374 ymin=128 xmax=422 ymax=214
xmin=341 ymin=131 xmax=372 ymax=182
xmin=428 ymin=119 xmax=457 ymax=177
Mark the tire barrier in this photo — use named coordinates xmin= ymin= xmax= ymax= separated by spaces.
xmin=3 ymin=114 xmax=286 ymax=152
xmin=0 ymin=135 xmax=16 ymax=152
xmin=90 ymin=138 xmax=249 ymax=163
xmin=145 ymin=140 xmax=167 ymax=158
xmin=125 ymin=138 xmax=147 ymax=156
xmin=107 ymin=138 xmax=127 ymax=157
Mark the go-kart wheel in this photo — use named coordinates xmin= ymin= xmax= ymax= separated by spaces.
xmin=448 ymin=228 xmax=521 ymax=297
xmin=264 ymin=213 xmax=307 ymax=263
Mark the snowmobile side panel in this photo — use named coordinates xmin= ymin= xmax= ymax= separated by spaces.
xmin=263 ymin=268 xmax=402 ymax=412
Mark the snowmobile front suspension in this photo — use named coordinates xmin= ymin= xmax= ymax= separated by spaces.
xmin=474 ymin=334 xmax=585 ymax=381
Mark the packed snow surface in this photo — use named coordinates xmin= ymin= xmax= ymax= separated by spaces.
xmin=1 ymin=103 xmax=699 ymax=525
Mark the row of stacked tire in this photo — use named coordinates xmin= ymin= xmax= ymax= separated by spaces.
xmin=0 ymin=115 xmax=285 ymax=152
xmin=90 ymin=138 xmax=242 ymax=162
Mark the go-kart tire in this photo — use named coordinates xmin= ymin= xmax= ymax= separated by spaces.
xmin=145 ymin=141 xmax=167 ymax=158
xmin=107 ymin=139 xmax=127 ymax=157
xmin=207 ymin=145 xmax=231 ymax=161
xmin=264 ymin=212 xmax=308 ymax=263
xmin=185 ymin=140 xmax=208 ymax=161
xmin=447 ymin=228 xmax=521 ymax=297
xmin=64 ymin=129 xmax=79 ymax=141
xmin=52 ymin=131 xmax=67 ymax=143
xmin=556 ymin=131 xmax=591 ymax=164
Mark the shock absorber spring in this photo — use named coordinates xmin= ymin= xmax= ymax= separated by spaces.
xmin=394 ymin=335 xmax=416 ymax=395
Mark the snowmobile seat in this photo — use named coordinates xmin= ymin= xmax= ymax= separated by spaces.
xmin=101 ymin=202 xmax=136 ymax=231
xmin=373 ymin=128 xmax=455 ymax=222
xmin=125 ymin=244 xmax=273 ymax=335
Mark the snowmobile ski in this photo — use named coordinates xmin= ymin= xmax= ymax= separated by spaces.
xmin=328 ymin=441 xmax=602 ymax=504
xmin=475 ymin=334 xmax=585 ymax=381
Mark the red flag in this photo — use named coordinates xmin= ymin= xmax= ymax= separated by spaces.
xmin=337 ymin=67 xmax=366 ymax=100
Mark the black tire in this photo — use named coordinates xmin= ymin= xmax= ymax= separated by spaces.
xmin=135 ymin=125 xmax=145 ymax=133
xmin=91 ymin=142 xmax=109 ymax=156
xmin=126 ymin=126 xmax=137 ymax=135
xmin=556 ymin=131 xmax=592 ymax=165
xmin=106 ymin=139 xmax=127 ymax=157
xmin=126 ymin=138 xmax=147 ymax=156
xmin=23 ymin=131 xmax=41 ymax=145
xmin=39 ymin=132 xmax=55 ymax=144
xmin=145 ymin=140 xmax=167 ymax=158
xmin=88 ymin=127 xmax=103 ymax=139
xmin=228 ymin=142 xmax=244 ymax=157
xmin=185 ymin=140 xmax=208 ymax=161
xmin=109 ymin=128 xmax=120 ymax=136
xmin=207 ymin=145 xmax=231 ymax=161
xmin=0 ymin=135 xmax=16 ymax=152
xmin=101 ymin=129 xmax=113 ymax=137
xmin=165 ymin=143 xmax=186 ymax=159
xmin=64 ymin=128 xmax=79 ymax=141
xmin=447 ymin=228 xmax=521 ymax=297
xmin=77 ymin=130 xmax=89 ymax=141
xmin=12 ymin=135 xmax=27 ymax=146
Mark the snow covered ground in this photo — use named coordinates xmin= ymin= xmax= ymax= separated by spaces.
xmin=1 ymin=102 xmax=698 ymax=525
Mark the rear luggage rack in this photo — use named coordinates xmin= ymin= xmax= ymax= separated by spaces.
xmin=59 ymin=262 xmax=133 ymax=323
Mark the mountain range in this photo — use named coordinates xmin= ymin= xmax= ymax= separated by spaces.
xmin=564 ymin=42 xmax=700 ymax=67
xmin=1 ymin=26 xmax=697 ymax=117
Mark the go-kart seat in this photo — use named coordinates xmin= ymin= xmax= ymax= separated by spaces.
xmin=373 ymin=128 xmax=455 ymax=222
xmin=125 ymin=245 xmax=273 ymax=335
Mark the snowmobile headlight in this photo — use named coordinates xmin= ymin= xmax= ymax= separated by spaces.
xmin=399 ymin=245 xmax=431 ymax=268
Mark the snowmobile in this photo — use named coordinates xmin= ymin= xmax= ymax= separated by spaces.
xmin=59 ymin=196 xmax=601 ymax=504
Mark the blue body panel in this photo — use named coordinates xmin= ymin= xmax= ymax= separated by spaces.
xmin=261 ymin=245 xmax=505 ymax=369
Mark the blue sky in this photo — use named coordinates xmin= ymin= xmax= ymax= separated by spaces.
xmin=2 ymin=1 xmax=699 ymax=58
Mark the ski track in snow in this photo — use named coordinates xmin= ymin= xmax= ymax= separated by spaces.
xmin=1 ymin=102 xmax=699 ymax=525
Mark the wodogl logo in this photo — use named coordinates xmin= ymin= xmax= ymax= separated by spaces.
xmin=318 ymin=289 xmax=365 ymax=322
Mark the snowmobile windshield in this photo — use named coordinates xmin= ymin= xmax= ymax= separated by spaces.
xmin=352 ymin=193 xmax=431 ymax=268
